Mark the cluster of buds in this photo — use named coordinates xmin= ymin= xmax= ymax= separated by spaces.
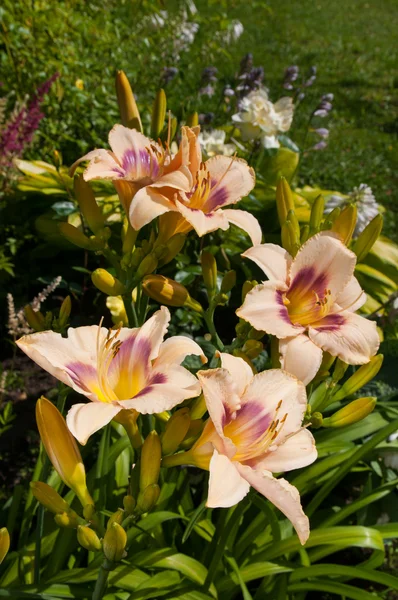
xmin=199 ymin=66 xmax=218 ymax=97
xmin=309 ymin=93 xmax=333 ymax=150
xmin=283 ymin=65 xmax=299 ymax=90
xmin=236 ymin=53 xmax=264 ymax=101
xmin=283 ymin=65 xmax=316 ymax=97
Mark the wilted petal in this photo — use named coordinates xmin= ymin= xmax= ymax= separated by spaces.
xmin=223 ymin=209 xmax=262 ymax=246
xmin=129 ymin=186 xmax=177 ymax=230
xmin=237 ymin=465 xmax=310 ymax=544
xmin=279 ymin=334 xmax=323 ymax=385
xmin=237 ymin=282 xmax=304 ymax=338
xmin=66 ymin=402 xmax=122 ymax=445
xmin=336 ymin=276 xmax=366 ymax=312
xmin=207 ymin=450 xmax=250 ymax=508
xmin=219 ymin=352 xmax=253 ymax=397
xmin=255 ymin=429 xmax=317 ymax=473
xmin=204 ymin=155 xmax=255 ymax=211
xmin=242 ymin=244 xmax=292 ymax=284
xmin=175 ymin=200 xmax=229 ymax=237
xmin=308 ymin=311 xmax=380 ymax=364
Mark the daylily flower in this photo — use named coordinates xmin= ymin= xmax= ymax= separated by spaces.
xmin=70 ymin=124 xmax=193 ymax=216
xmin=232 ymin=87 xmax=294 ymax=149
xmin=129 ymin=126 xmax=261 ymax=245
xmin=237 ymin=232 xmax=380 ymax=385
xmin=172 ymin=354 xmax=316 ymax=544
xmin=16 ymin=307 xmax=205 ymax=445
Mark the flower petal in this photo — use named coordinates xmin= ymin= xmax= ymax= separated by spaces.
xmin=255 ymin=429 xmax=317 ymax=473
xmin=289 ymin=232 xmax=356 ymax=302
xmin=129 ymin=186 xmax=177 ymax=230
xmin=149 ymin=167 xmax=193 ymax=192
xmin=66 ymin=402 xmax=121 ymax=445
xmin=223 ymin=209 xmax=262 ymax=246
xmin=241 ymin=369 xmax=307 ymax=441
xmin=242 ymin=243 xmax=292 ymax=284
xmin=175 ymin=200 xmax=229 ymax=237
xmin=108 ymin=125 xmax=161 ymax=180
xmin=237 ymin=282 xmax=304 ymax=338
xmin=236 ymin=464 xmax=310 ymax=544
xmin=204 ymin=155 xmax=255 ymax=211
xmin=279 ymin=334 xmax=323 ymax=385
xmin=207 ymin=450 xmax=250 ymax=508
xmin=70 ymin=149 xmax=123 ymax=179
xmin=154 ymin=336 xmax=206 ymax=370
xmin=135 ymin=306 xmax=170 ymax=361
xmin=336 ymin=276 xmax=366 ymax=312
xmin=219 ymin=353 xmax=253 ymax=397
xmin=308 ymin=311 xmax=380 ymax=365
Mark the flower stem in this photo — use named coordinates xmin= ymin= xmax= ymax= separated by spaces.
xmin=92 ymin=560 xmax=112 ymax=600
xmin=204 ymin=307 xmax=224 ymax=351
xmin=162 ymin=451 xmax=192 ymax=468
xmin=122 ymin=293 xmax=139 ymax=328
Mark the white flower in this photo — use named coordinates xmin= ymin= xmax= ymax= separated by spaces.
xmin=232 ymin=87 xmax=294 ymax=149
xmin=224 ymin=20 xmax=244 ymax=44
xmin=325 ymin=184 xmax=380 ymax=237
xmin=198 ymin=130 xmax=236 ymax=157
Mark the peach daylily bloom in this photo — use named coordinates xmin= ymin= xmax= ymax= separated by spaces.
xmin=188 ymin=354 xmax=316 ymax=544
xmin=16 ymin=307 xmax=205 ymax=445
xmin=237 ymin=232 xmax=380 ymax=385
xmin=129 ymin=126 xmax=261 ymax=245
xmin=70 ymin=124 xmax=193 ymax=215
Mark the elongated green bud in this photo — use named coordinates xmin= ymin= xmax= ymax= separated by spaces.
xmin=137 ymin=484 xmax=160 ymax=513
xmin=276 ymin=177 xmax=294 ymax=227
xmin=300 ymin=224 xmax=310 ymax=244
xmin=24 ymin=305 xmax=46 ymax=332
xmin=332 ymin=358 xmax=349 ymax=382
xmin=115 ymin=70 xmax=142 ymax=131
xmin=353 ymin=214 xmax=383 ymax=263
xmin=92 ymin=269 xmax=126 ymax=296
xmin=54 ymin=511 xmax=79 ymax=529
xmin=103 ymin=522 xmax=127 ymax=562
xmin=0 ymin=528 xmax=10 ymax=565
xmin=59 ymin=296 xmax=72 ymax=328
xmin=201 ymin=251 xmax=217 ymax=295
xmin=169 ymin=117 xmax=178 ymax=143
xmin=281 ymin=220 xmax=299 ymax=256
xmin=123 ymin=495 xmax=136 ymax=515
xmin=30 ymin=482 xmax=70 ymax=514
xmin=242 ymin=280 xmax=258 ymax=302
xmin=323 ymin=397 xmax=376 ymax=428
xmin=189 ymin=394 xmax=207 ymax=420
xmin=77 ymin=525 xmax=102 ymax=551
xmin=140 ymin=431 xmax=161 ymax=492
xmin=59 ymin=222 xmax=99 ymax=250
xmin=142 ymin=275 xmax=203 ymax=312
xmin=331 ymin=204 xmax=357 ymax=245
xmin=74 ymin=175 xmax=105 ymax=234
xmin=309 ymin=194 xmax=324 ymax=233
xmin=107 ymin=509 xmax=124 ymax=529
xmin=332 ymin=355 xmax=384 ymax=402
xmin=122 ymin=219 xmax=138 ymax=255
xmin=161 ymin=408 xmax=191 ymax=455
xmin=242 ymin=339 xmax=263 ymax=359
xmin=186 ymin=112 xmax=199 ymax=127
xmin=151 ymin=89 xmax=167 ymax=140
xmin=158 ymin=233 xmax=186 ymax=266
xmin=221 ymin=270 xmax=236 ymax=294
xmin=136 ymin=254 xmax=158 ymax=278
xmin=287 ymin=209 xmax=300 ymax=240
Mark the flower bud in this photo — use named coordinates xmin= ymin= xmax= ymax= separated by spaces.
xmin=142 ymin=275 xmax=202 ymax=312
xmin=221 ymin=270 xmax=236 ymax=294
xmin=332 ymin=355 xmax=384 ymax=402
xmin=59 ymin=222 xmax=103 ymax=250
xmin=115 ymin=70 xmax=142 ymax=131
xmin=353 ymin=214 xmax=383 ymax=263
xmin=161 ymin=408 xmax=191 ymax=455
xmin=322 ymin=397 xmax=377 ymax=428
xmin=36 ymin=397 xmax=93 ymax=507
xmin=107 ymin=509 xmax=124 ymax=529
xmin=54 ymin=511 xmax=79 ymax=529
xmin=137 ymin=484 xmax=160 ymax=513
xmin=24 ymin=305 xmax=46 ymax=332
xmin=91 ymin=269 xmax=127 ymax=296
xmin=30 ymin=482 xmax=70 ymax=514
xmin=77 ymin=525 xmax=102 ymax=552
xmin=276 ymin=177 xmax=294 ymax=227
xmin=83 ymin=504 xmax=96 ymax=521
xmin=331 ymin=204 xmax=357 ymax=245
xmin=309 ymin=194 xmax=324 ymax=234
xmin=123 ymin=495 xmax=136 ymax=515
xmin=242 ymin=280 xmax=258 ymax=302
xmin=151 ymin=89 xmax=167 ymax=140
xmin=186 ymin=112 xmax=199 ymax=127
xmin=103 ymin=522 xmax=127 ymax=562
xmin=201 ymin=251 xmax=217 ymax=295
xmin=311 ymin=411 xmax=323 ymax=428
xmin=332 ymin=358 xmax=349 ymax=382
xmin=74 ymin=175 xmax=105 ymax=234
xmin=300 ymin=224 xmax=310 ymax=244
xmin=242 ymin=339 xmax=263 ymax=359
xmin=281 ymin=220 xmax=300 ymax=257
xmin=140 ymin=431 xmax=161 ymax=492
xmin=59 ymin=296 xmax=72 ymax=328
xmin=0 ymin=528 xmax=10 ymax=565
xmin=189 ymin=394 xmax=207 ymax=420
xmin=158 ymin=233 xmax=186 ymax=266
xmin=136 ymin=254 xmax=158 ymax=278
xmin=169 ymin=117 xmax=178 ymax=143
xmin=122 ymin=220 xmax=138 ymax=255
